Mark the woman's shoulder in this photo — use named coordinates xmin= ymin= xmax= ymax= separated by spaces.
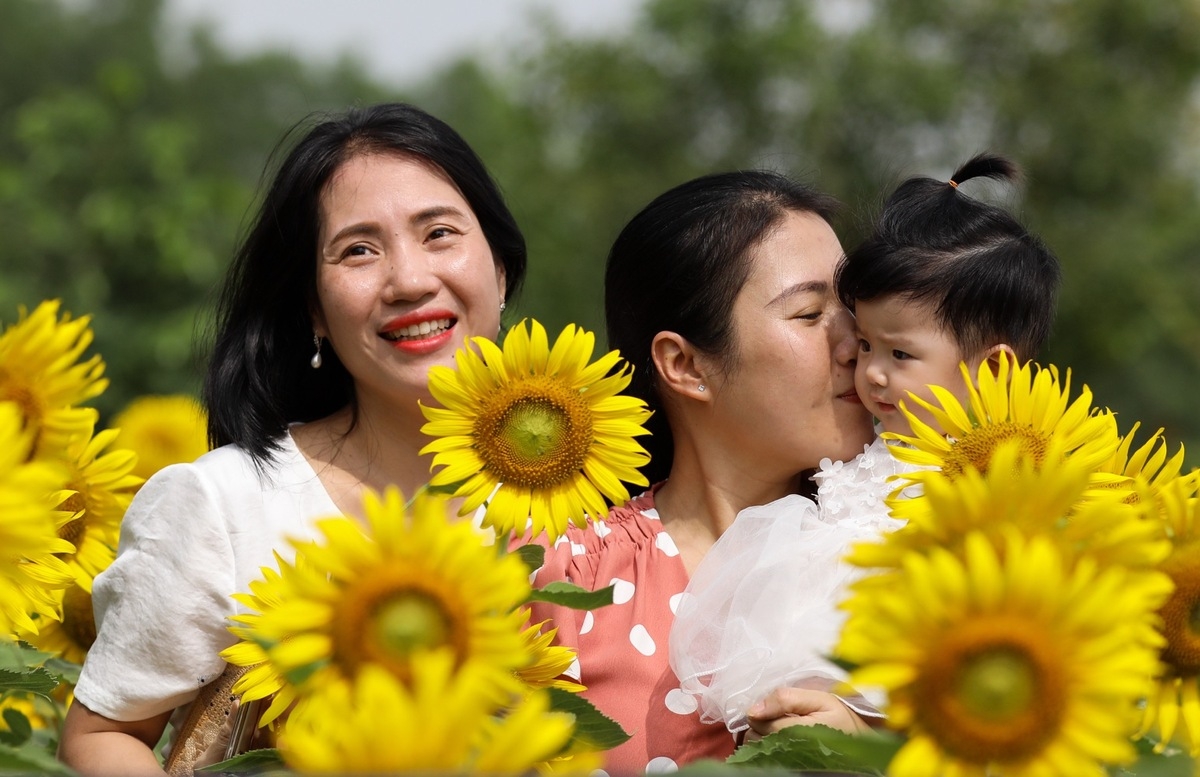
xmin=558 ymin=487 xmax=666 ymax=549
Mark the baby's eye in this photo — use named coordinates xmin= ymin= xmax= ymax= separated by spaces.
xmin=893 ymin=349 xmax=912 ymax=360
xmin=859 ymin=339 xmax=871 ymax=353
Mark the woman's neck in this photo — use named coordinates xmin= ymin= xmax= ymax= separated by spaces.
xmin=653 ymin=450 xmax=805 ymax=576
xmin=291 ymin=396 xmax=447 ymax=517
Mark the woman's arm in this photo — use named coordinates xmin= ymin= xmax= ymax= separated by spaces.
xmin=59 ymin=701 xmax=172 ymax=777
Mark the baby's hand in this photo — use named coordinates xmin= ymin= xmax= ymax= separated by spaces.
xmin=744 ymin=686 xmax=871 ymax=741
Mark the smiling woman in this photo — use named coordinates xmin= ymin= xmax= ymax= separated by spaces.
xmin=56 ymin=102 xmax=527 ymax=776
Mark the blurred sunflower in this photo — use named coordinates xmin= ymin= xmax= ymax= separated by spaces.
xmin=420 ymin=319 xmax=651 ymax=540
xmin=24 ymin=579 xmax=97 ymax=664
xmin=849 ymin=442 xmax=1170 ymax=576
xmin=839 ymin=531 xmax=1164 ymax=777
xmin=885 ymin=354 xmax=1119 ymax=494
xmin=1092 ymin=423 xmax=1187 ymax=511
xmin=517 ymin=616 xmax=585 ymax=693
xmin=111 ymin=394 xmax=209 ymax=481
xmin=223 ymin=486 xmax=533 ymax=720
xmin=1138 ymin=472 xmax=1200 ymax=754
xmin=0 ymin=300 xmax=107 ymax=459
xmin=0 ymin=402 xmax=74 ymax=634
xmin=279 ymin=657 xmax=574 ymax=774
xmin=50 ymin=421 xmax=142 ymax=582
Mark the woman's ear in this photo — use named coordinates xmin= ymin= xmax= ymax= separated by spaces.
xmin=981 ymin=343 xmax=1017 ymax=375
xmin=650 ymin=331 xmax=710 ymax=401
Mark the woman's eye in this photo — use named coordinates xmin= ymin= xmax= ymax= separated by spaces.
xmin=427 ymin=226 xmax=455 ymax=241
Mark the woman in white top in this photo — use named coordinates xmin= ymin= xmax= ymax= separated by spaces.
xmin=59 ymin=102 xmax=527 ymax=776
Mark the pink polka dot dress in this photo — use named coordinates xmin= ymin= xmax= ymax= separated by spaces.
xmin=519 ymin=486 xmax=736 ymax=774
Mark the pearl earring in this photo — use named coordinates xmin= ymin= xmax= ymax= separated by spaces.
xmin=310 ymin=334 xmax=323 ymax=369
xmin=500 ymin=301 xmax=506 ymax=313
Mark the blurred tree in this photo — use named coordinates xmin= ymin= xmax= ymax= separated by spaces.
xmin=1 ymin=0 xmax=1197 ymax=454
xmin=0 ymin=0 xmax=392 ymax=419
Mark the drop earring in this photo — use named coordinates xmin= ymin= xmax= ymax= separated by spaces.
xmin=310 ymin=334 xmax=323 ymax=369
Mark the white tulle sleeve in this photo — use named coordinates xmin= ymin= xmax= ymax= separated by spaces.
xmin=668 ymin=437 xmax=924 ymax=733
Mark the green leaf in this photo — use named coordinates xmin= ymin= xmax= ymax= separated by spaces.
xmin=547 ymin=687 xmax=630 ymax=751
xmin=196 ymin=747 xmax=287 ymax=773
xmin=0 ymin=709 xmax=32 ymax=747
xmin=527 ymin=582 xmax=614 ymax=610
xmin=0 ymin=668 xmax=59 ymax=696
xmin=0 ymin=741 xmax=78 ymax=776
xmin=1112 ymin=738 xmax=1194 ymax=777
xmin=0 ymin=641 xmax=56 ymax=673
xmin=41 ymin=657 xmax=81 ymax=686
xmin=726 ymin=724 xmax=901 ymax=775
xmin=514 ymin=543 xmax=546 ymax=574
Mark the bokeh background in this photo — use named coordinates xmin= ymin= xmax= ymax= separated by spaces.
xmin=2 ymin=0 xmax=1198 ymax=452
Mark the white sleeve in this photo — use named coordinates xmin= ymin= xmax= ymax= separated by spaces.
xmin=74 ymin=463 xmax=238 ymax=722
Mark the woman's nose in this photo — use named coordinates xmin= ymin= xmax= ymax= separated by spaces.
xmin=830 ymin=308 xmax=858 ymax=366
xmin=384 ymin=250 xmax=439 ymax=301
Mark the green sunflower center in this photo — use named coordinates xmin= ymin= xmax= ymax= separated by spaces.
xmin=942 ymin=423 xmax=1049 ymax=480
xmin=62 ymin=585 xmax=97 ymax=651
xmin=915 ymin=615 xmax=1065 ymax=763
xmin=474 ymin=375 xmax=593 ymax=489
xmin=1158 ymin=542 xmax=1200 ymax=676
xmin=332 ymin=570 xmax=467 ymax=683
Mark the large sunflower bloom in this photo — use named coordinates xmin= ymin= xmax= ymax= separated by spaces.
xmin=1138 ymin=472 xmax=1200 ymax=755
xmin=0 ymin=402 xmax=74 ymax=634
xmin=885 ymin=354 xmax=1119 ymax=500
xmin=279 ymin=657 xmax=574 ymax=774
xmin=838 ymin=530 xmax=1165 ymax=777
xmin=0 ymin=300 xmax=108 ymax=460
xmin=420 ymin=319 xmax=652 ymax=540
xmin=1091 ymin=422 xmax=1187 ymax=512
xmin=223 ymin=486 xmax=533 ymax=720
xmin=111 ymin=394 xmax=208 ymax=481
xmin=850 ymin=441 xmax=1170 ymax=578
xmin=51 ymin=421 xmax=142 ymax=583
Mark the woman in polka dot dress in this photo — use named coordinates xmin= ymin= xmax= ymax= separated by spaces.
xmin=523 ymin=170 xmax=877 ymax=774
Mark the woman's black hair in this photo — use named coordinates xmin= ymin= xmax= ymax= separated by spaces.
xmin=836 ymin=152 xmax=1061 ymax=361
xmin=605 ymin=170 xmax=840 ymax=485
xmin=202 ymin=102 xmax=526 ymax=466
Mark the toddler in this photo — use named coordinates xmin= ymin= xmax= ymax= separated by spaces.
xmin=668 ymin=152 xmax=1062 ymax=733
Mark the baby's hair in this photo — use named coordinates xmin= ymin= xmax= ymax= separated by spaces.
xmin=836 ymin=152 xmax=1061 ymax=362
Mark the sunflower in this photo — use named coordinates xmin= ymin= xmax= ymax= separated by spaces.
xmin=0 ymin=402 xmax=74 ymax=635
xmin=0 ymin=300 xmax=108 ymax=460
xmin=1091 ymin=422 xmax=1187 ymax=511
xmin=111 ymin=394 xmax=208 ymax=481
xmin=849 ymin=441 xmax=1170 ymax=578
xmin=1138 ymin=472 xmax=1200 ymax=754
xmin=517 ymin=615 xmax=585 ymax=693
xmin=420 ymin=319 xmax=652 ymax=540
xmin=50 ymin=421 xmax=142 ymax=583
xmin=279 ymin=657 xmax=574 ymax=774
xmin=23 ymin=578 xmax=97 ymax=665
xmin=885 ymin=353 xmax=1120 ymax=499
xmin=838 ymin=530 xmax=1165 ymax=777
xmin=223 ymin=486 xmax=533 ymax=720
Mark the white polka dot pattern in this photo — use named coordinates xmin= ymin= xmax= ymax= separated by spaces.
xmin=571 ymin=542 xmax=587 ymax=556
xmin=645 ymin=756 xmax=679 ymax=773
xmin=630 ymin=624 xmax=656 ymax=656
xmin=610 ymin=577 xmax=635 ymax=604
xmin=668 ymin=592 xmax=685 ymax=614
xmin=654 ymin=532 xmax=679 ymax=556
xmin=594 ymin=519 xmax=612 ymax=538
xmin=579 ymin=610 xmax=595 ymax=635
xmin=664 ymin=688 xmax=698 ymax=715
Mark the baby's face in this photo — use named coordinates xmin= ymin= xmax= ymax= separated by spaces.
xmin=853 ymin=295 xmax=978 ymax=436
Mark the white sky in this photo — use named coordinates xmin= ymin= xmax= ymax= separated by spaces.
xmin=163 ymin=0 xmax=646 ymax=85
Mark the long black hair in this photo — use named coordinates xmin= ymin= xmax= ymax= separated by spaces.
xmin=202 ymin=103 xmax=526 ymax=467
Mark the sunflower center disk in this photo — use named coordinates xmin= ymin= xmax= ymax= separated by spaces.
xmin=375 ymin=594 xmax=452 ymax=657
xmin=917 ymin=619 xmax=1065 ymax=763
xmin=62 ymin=585 xmax=97 ymax=650
xmin=476 ymin=377 xmax=593 ymax=488
xmin=943 ymin=423 xmax=1049 ymax=479
xmin=1159 ymin=543 xmax=1200 ymax=675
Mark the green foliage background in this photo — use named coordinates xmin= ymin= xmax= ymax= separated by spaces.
xmin=2 ymin=0 xmax=1197 ymax=454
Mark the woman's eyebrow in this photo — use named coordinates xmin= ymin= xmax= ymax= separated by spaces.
xmin=769 ymin=280 xmax=828 ymax=307
xmin=410 ymin=205 xmax=469 ymax=226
